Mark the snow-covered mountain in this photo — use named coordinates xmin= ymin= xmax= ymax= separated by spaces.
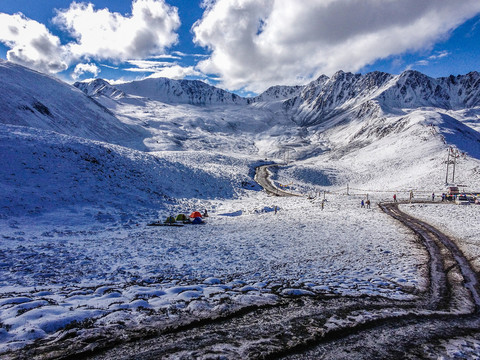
xmin=72 ymin=67 xmax=480 ymax=180
xmin=268 ymin=70 xmax=480 ymax=126
xmin=76 ymin=70 xmax=480 ymax=130
xmin=76 ymin=77 xmax=247 ymax=106
xmin=74 ymin=78 xmax=126 ymax=100
xmin=0 ymin=60 xmax=147 ymax=150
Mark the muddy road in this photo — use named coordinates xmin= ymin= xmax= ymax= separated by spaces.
xmin=8 ymin=168 xmax=480 ymax=359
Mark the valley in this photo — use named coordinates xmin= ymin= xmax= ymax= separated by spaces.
xmin=0 ymin=59 xmax=480 ymax=358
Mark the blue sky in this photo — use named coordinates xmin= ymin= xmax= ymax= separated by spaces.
xmin=1 ymin=0 xmax=480 ymax=95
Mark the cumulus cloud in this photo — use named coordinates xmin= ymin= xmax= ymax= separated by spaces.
xmin=73 ymin=62 xmax=100 ymax=79
xmin=0 ymin=13 xmax=68 ymax=73
xmin=0 ymin=1 xmax=180 ymax=76
xmin=193 ymin=0 xmax=480 ymax=92
xmin=53 ymin=0 xmax=180 ymax=61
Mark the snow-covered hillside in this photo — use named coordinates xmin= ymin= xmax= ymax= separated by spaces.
xmin=0 ymin=123 xmax=254 ymax=221
xmin=291 ymin=109 xmax=480 ymax=192
xmin=0 ymin=60 xmax=146 ymax=150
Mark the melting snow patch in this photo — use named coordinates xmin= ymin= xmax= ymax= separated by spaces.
xmin=281 ymin=288 xmax=315 ymax=296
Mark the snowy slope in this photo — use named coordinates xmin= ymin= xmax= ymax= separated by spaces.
xmin=0 ymin=124 xmax=253 ymax=220
xmin=250 ymin=84 xmax=304 ymax=102
xmin=0 ymin=60 xmax=146 ymax=150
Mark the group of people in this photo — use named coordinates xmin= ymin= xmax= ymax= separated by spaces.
xmin=360 ymin=199 xmax=371 ymax=208
xmin=358 ymin=190 xmax=452 ymax=208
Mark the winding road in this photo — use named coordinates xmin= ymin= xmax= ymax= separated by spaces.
xmin=10 ymin=165 xmax=480 ymax=359
xmin=254 ymin=164 xmax=301 ymax=197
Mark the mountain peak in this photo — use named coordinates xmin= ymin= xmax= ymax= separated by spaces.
xmin=74 ymin=79 xmax=125 ymax=99
xmin=110 ymin=76 xmax=247 ymax=106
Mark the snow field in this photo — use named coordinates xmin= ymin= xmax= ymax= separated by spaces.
xmin=400 ymin=203 xmax=480 ymax=272
xmin=0 ymin=192 xmax=427 ymax=353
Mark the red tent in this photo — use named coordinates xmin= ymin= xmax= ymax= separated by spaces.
xmin=190 ymin=211 xmax=202 ymax=218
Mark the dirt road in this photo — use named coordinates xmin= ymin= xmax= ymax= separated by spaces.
xmin=254 ymin=164 xmax=301 ymax=197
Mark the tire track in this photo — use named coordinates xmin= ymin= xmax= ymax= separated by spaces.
xmin=380 ymin=202 xmax=480 ymax=313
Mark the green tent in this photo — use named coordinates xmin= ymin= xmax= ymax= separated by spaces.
xmin=164 ymin=216 xmax=177 ymax=224
xmin=176 ymin=214 xmax=188 ymax=221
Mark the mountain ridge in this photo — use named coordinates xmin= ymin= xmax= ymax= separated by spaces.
xmin=74 ymin=69 xmax=480 ymax=127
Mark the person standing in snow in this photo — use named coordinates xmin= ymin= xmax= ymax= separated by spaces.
xmin=431 ymin=193 xmax=435 ymax=202
xmin=393 ymin=194 xmax=397 ymax=203
xmin=366 ymin=199 xmax=371 ymax=209
xmin=274 ymin=205 xmax=278 ymax=214
xmin=361 ymin=200 xmax=365 ymax=208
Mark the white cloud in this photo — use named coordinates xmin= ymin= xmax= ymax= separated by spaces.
xmin=193 ymin=0 xmax=480 ymax=92
xmin=428 ymin=50 xmax=450 ymax=60
xmin=147 ymin=64 xmax=203 ymax=79
xmin=73 ymin=62 xmax=100 ymax=79
xmin=0 ymin=1 xmax=181 ymax=76
xmin=415 ymin=60 xmax=429 ymax=67
xmin=53 ymin=0 xmax=180 ymax=62
xmin=0 ymin=13 xmax=68 ymax=73
xmin=105 ymin=78 xmax=130 ymax=85
xmin=127 ymin=59 xmax=173 ymax=69
xmin=100 ymin=63 xmax=120 ymax=70
xmin=122 ymin=59 xmax=203 ymax=80
xmin=151 ymin=54 xmax=182 ymax=60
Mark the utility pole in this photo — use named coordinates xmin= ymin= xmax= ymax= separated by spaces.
xmin=452 ymin=149 xmax=457 ymax=184
xmin=445 ymin=148 xmax=450 ymax=185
